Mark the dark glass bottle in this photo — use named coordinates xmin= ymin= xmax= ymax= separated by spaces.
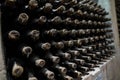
xmin=54 ymin=65 xmax=67 ymax=75
xmin=64 ymin=75 xmax=74 ymax=80
xmin=27 ymin=30 xmax=40 ymax=41
xmin=52 ymin=41 xmax=64 ymax=49
xmin=28 ymin=72 xmax=38 ymax=80
xmin=61 ymin=61 xmax=77 ymax=69
xmin=21 ymin=46 xmax=33 ymax=58
xmin=8 ymin=30 xmax=20 ymax=41
xmin=28 ymin=0 xmax=38 ymax=10
xmin=17 ymin=13 xmax=29 ymax=25
xmin=67 ymin=70 xmax=82 ymax=79
xmin=37 ymin=42 xmax=51 ymax=51
xmin=41 ymin=68 xmax=55 ymax=80
xmin=45 ymin=53 xmax=60 ymax=64
xmin=7 ymin=58 xmax=26 ymax=79
xmin=29 ymin=55 xmax=46 ymax=68
xmin=11 ymin=61 xmax=24 ymax=78
xmin=56 ymin=50 xmax=71 ymax=60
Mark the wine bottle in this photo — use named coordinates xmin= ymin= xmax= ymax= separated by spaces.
xmin=94 ymin=36 xmax=99 ymax=41
xmin=89 ymin=37 xmax=95 ymax=43
xmin=69 ymin=29 xmax=77 ymax=38
xmin=27 ymin=30 xmax=40 ymax=40
xmin=60 ymin=0 xmax=71 ymax=4
xmin=89 ymin=12 xmax=94 ymax=19
xmin=106 ymin=33 xmax=113 ymax=38
xmin=73 ymin=39 xmax=82 ymax=47
xmin=58 ymin=29 xmax=69 ymax=37
xmin=96 ymin=43 xmax=103 ymax=48
xmin=44 ymin=29 xmax=58 ymax=38
xmin=106 ymin=39 xmax=114 ymax=44
xmin=55 ymin=65 xmax=67 ymax=74
xmin=81 ymin=20 xmax=87 ymax=26
xmin=78 ymin=55 xmax=92 ymax=61
xmin=67 ymin=50 xmax=80 ymax=56
xmin=99 ymin=35 xmax=105 ymax=40
xmin=62 ymin=61 xmax=77 ymax=69
xmin=65 ymin=0 xmax=78 ymax=7
xmin=87 ymin=0 xmax=94 ymax=5
xmin=83 ymin=11 xmax=89 ymax=19
xmin=8 ymin=30 xmax=20 ymax=40
xmin=82 ymin=38 xmax=89 ymax=45
xmin=64 ymin=75 xmax=74 ymax=80
xmin=83 ymin=63 xmax=94 ymax=68
xmin=30 ymin=55 xmax=46 ymax=68
xmin=87 ymin=60 xmax=99 ymax=64
xmin=21 ymin=46 xmax=33 ymax=58
xmin=45 ymin=53 xmax=60 ymax=64
xmin=77 ymin=29 xmax=85 ymax=36
xmin=5 ymin=0 xmax=16 ymax=7
xmin=77 ymin=66 xmax=89 ymax=72
xmin=79 ymin=0 xmax=90 ymax=4
xmin=85 ymin=29 xmax=91 ymax=34
xmin=93 ymin=52 xmax=101 ymax=57
xmin=63 ymin=17 xmax=73 ymax=26
xmin=74 ymin=47 xmax=87 ymax=53
xmin=64 ymin=7 xmax=75 ymax=16
xmin=73 ymin=19 xmax=80 ymax=27
xmin=63 ymin=40 xmax=74 ymax=48
xmin=41 ymin=68 xmax=55 ymax=80
xmin=28 ymin=72 xmax=38 ymax=80
xmin=87 ymin=20 xmax=93 ymax=26
xmin=95 ymin=51 xmax=107 ymax=59
xmin=34 ymin=16 xmax=47 ymax=25
xmin=96 ymin=29 xmax=101 ymax=33
xmin=67 ymin=70 xmax=82 ymax=78
xmin=28 ymin=0 xmax=38 ymax=10
xmin=82 ymin=46 xmax=93 ymax=52
xmin=17 ymin=13 xmax=29 ymax=25
xmin=52 ymin=41 xmax=64 ymax=49
xmin=105 ymin=29 xmax=112 ymax=32
xmin=106 ymin=44 xmax=115 ymax=50
xmin=91 ymin=29 xmax=96 ymax=33
xmin=53 ymin=5 xmax=66 ymax=14
xmin=90 ymin=45 xmax=97 ymax=50
xmin=8 ymin=59 xmax=24 ymax=78
xmin=93 ymin=21 xmax=97 ymax=27
xmin=56 ymin=50 xmax=71 ymax=60
xmin=37 ymin=42 xmax=51 ymax=51
xmin=12 ymin=62 xmax=24 ymax=78
xmin=73 ymin=59 xmax=85 ymax=65
xmin=74 ymin=10 xmax=83 ymax=18
xmin=49 ymin=16 xmax=62 ymax=25
xmin=43 ymin=3 xmax=53 ymax=13
xmin=94 ymin=14 xmax=99 ymax=20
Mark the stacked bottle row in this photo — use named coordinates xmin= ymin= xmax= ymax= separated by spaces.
xmin=1 ymin=0 xmax=114 ymax=80
xmin=115 ymin=0 xmax=120 ymax=36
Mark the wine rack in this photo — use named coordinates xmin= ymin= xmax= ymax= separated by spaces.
xmin=1 ymin=0 xmax=115 ymax=80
